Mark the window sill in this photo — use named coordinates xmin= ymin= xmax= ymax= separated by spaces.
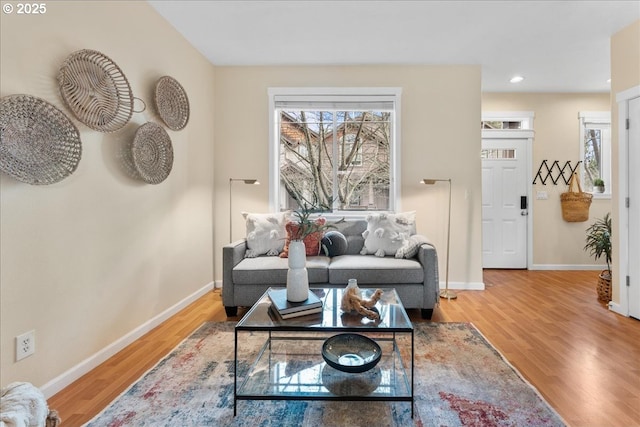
xmin=591 ymin=192 xmax=611 ymax=200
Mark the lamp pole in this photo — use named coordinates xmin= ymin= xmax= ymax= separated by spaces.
xmin=421 ymin=178 xmax=456 ymax=300
xmin=229 ymin=178 xmax=259 ymax=243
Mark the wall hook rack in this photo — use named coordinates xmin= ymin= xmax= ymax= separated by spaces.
xmin=533 ymin=160 xmax=582 ymax=185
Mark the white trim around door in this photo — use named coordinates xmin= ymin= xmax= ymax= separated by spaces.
xmin=614 ymin=85 xmax=640 ymax=318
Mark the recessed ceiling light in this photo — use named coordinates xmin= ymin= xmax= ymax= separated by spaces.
xmin=510 ymin=76 xmax=525 ymax=83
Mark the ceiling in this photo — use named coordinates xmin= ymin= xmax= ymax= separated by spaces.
xmin=149 ymin=0 xmax=640 ymax=93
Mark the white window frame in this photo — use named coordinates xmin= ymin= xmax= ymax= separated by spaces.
xmin=482 ymin=111 xmax=535 ymax=130
xmin=268 ymin=87 xmax=402 ymax=217
xmin=579 ymin=111 xmax=611 ymax=199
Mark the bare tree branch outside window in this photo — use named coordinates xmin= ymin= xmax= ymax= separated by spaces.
xmin=279 ymin=110 xmax=391 ymax=212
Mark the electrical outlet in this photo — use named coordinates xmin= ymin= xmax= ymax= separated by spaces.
xmin=16 ymin=330 xmax=35 ymax=361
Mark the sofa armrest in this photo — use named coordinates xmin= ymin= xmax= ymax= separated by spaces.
xmin=222 ymin=239 xmax=248 ymax=306
xmin=417 ymin=243 xmax=440 ymax=308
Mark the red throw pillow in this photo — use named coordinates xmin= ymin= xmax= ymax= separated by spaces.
xmin=280 ymin=218 xmax=326 ymax=257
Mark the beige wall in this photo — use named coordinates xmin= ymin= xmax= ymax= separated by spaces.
xmin=0 ymin=2 xmax=215 ymax=391
xmin=482 ymin=93 xmax=612 ymax=267
xmin=213 ymin=65 xmax=484 ymax=288
xmin=611 ymin=20 xmax=640 ymax=303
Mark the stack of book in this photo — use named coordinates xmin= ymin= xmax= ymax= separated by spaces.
xmin=268 ymin=288 xmax=323 ymax=319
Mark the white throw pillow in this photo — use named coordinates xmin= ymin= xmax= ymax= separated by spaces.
xmin=396 ymin=234 xmax=432 ymax=259
xmin=360 ymin=211 xmax=416 ymax=257
xmin=241 ymin=212 xmax=288 ymax=257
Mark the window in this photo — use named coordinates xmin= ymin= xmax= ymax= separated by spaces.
xmin=269 ymin=88 xmax=401 ymax=214
xmin=481 ymin=121 xmax=522 ymax=130
xmin=579 ymin=112 xmax=611 ymax=196
xmin=481 ymin=111 xmax=534 ymax=130
xmin=481 ymin=149 xmax=516 ymax=159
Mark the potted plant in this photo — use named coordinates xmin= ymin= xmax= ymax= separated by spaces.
xmin=584 ymin=212 xmax=612 ymax=302
xmin=284 ymin=198 xmax=341 ymax=302
xmin=288 ymin=200 xmax=331 ymax=241
xmin=593 ymin=178 xmax=605 ymax=193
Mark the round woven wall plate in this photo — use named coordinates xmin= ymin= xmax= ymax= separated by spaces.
xmin=0 ymin=94 xmax=82 ymax=185
xmin=154 ymin=76 xmax=190 ymax=131
xmin=58 ymin=49 xmax=133 ymax=132
xmin=132 ymin=122 xmax=173 ymax=184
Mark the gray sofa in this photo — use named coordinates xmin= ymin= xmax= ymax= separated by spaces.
xmin=222 ymin=219 xmax=440 ymax=319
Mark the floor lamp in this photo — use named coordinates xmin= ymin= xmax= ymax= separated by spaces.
xmin=229 ymin=178 xmax=259 ymax=243
xmin=421 ymin=178 xmax=456 ymax=300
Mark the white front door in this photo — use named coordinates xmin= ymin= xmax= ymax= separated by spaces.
xmin=482 ymin=136 xmax=530 ymax=269
xmin=628 ymin=96 xmax=640 ymax=320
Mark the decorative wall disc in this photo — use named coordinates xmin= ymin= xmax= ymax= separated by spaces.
xmin=132 ymin=122 xmax=173 ymax=184
xmin=0 ymin=94 xmax=82 ymax=185
xmin=154 ymin=76 xmax=190 ymax=131
xmin=58 ymin=49 xmax=134 ymax=132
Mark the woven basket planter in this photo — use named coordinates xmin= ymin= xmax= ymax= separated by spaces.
xmin=597 ymin=270 xmax=612 ymax=303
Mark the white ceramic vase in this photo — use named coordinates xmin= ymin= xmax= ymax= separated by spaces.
xmin=287 ymin=240 xmax=309 ymax=302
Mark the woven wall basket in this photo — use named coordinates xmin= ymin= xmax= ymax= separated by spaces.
xmin=0 ymin=94 xmax=82 ymax=185
xmin=154 ymin=76 xmax=190 ymax=131
xmin=132 ymin=122 xmax=173 ymax=184
xmin=58 ymin=49 xmax=134 ymax=133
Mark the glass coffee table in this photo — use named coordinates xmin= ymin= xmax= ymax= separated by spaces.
xmin=234 ymin=287 xmax=414 ymax=417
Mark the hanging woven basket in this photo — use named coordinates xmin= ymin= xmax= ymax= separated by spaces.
xmin=560 ymin=173 xmax=593 ymax=222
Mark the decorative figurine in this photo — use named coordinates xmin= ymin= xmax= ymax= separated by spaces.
xmin=340 ymin=279 xmax=383 ymax=320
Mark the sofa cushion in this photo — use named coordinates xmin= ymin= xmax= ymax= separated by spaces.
xmin=241 ymin=211 xmax=288 ymax=257
xmin=233 ymin=255 xmax=330 ymax=285
xmin=328 ymin=255 xmax=424 ymax=284
xmin=321 ymin=231 xmax=348 ymax=257
xmin=332 ymin=220 xmax=367 ymax=254
xmin=360 ymin=211 xmax=416 ymax=257
xmin=396 ymin=234 xmax=432 ymax=259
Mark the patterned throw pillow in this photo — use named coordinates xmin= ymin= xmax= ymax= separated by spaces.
xmin=280 ymin=218 xmax=326 ymax=257
xmin=360 ymin=211 xmax=416 ymax=257
xmin=321 ymin=231 xmax=348 ymax=257
xmin=241 ymin=211 xmax=288 ymax=258
xmin=396 ymin=234 xmax=432 ymax=259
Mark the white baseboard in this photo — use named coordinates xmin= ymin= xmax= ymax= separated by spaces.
xmin=40 ymin=282 xmax=215 ymax=399
xmin=442 ymin=281 xmax=485 ymax=291
xmin=529 ymin=264 xmax=606 ymax=271
xmin=608 ymin=301 xmax=628 ymax=317
xmin=214 ymin=279 xmax=223 ymax=289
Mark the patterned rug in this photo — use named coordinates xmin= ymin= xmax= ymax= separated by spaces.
xmin=85 ymin=322 xmax=565 ymax=427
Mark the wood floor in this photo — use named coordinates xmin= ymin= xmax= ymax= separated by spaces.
xmin=48 ymin=270 xmax=640 ymax=427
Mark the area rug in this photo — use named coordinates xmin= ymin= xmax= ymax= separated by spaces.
xmin=85 ymin=322 xmax=565 ymax=427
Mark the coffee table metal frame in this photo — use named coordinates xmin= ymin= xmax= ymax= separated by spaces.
xmin=234 ymin=287 xmax=414 ymax=417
